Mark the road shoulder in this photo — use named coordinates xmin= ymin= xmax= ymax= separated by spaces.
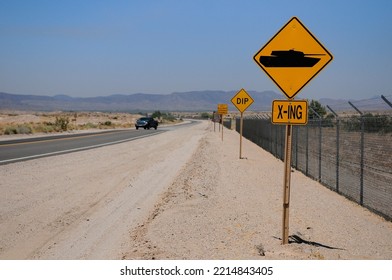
xmin=124 ymin=124 xmax=392 ymax=260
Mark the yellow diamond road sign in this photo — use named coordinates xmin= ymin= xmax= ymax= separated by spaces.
xmin=253 ymin=17 xmax=333 ymax=100
xmin=231 ymin=88 xmax=254 ymax=113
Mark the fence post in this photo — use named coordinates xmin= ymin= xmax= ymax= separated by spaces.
xmin=348 ymin=101 xmax=364 ymax=205
xmin=309 ymin=107 xmax=322 ymax=181
xmin=294 ymin=126 xmax=298 ymax=169
xmin=327 ymin=105 xmax=340 ymax=193
xmin=275 ymin=126 xmax=278 ymax=158
xmin=306 ymin=124 xmax=309 ymax=176
xmin=269 ymin=120 xmax=272 ymax=152
xmin=319 ymin=117 xmax=322 ymax=181
xmin=381 ymin=95 xmax=392 ymax=108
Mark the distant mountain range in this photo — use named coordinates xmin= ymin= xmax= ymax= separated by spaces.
xmin=0 ymin=90 xmax=280 ymax=112
xmin=0 ymin=91 xmax=390 ymax=112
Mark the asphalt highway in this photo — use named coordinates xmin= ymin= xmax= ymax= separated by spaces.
xmin=0 ymin=129 xmax=164 ymax=165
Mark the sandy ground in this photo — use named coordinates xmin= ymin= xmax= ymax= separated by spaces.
xmin=123 ymin=122 xmax=392 ymax=260
xmin=1 ymin=120 xmax=391 ymax=260
xmin=0 ymin=111 xmax=140 ymax=127
xmin=0 ymin=121 xmax=205 ymax=259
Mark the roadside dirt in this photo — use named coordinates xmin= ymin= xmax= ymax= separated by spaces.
xmin=1 ymin=120 xmax=391 ymax=260
xmin=0 ymin=121 xmax=206 ymax=259
xmin=123 ymin=122 xmax=392 ymax=260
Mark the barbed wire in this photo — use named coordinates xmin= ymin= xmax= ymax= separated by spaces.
xmin=323 ymin=95 xmax=392 ymax=113
xmin=240 ymin=95 xmax=392 ymax=119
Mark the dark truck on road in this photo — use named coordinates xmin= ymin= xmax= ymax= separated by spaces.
xmin=135 ymin=117 xmax=158 ymax=130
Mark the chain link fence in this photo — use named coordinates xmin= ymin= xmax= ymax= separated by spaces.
xmin=234 ymin=114 xmax=392 ymax=221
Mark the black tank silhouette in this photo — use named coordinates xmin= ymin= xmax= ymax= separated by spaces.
xmin=259 ymin=50 xmax=324 ymax=67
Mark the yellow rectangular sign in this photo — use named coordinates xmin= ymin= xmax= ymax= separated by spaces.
xmin=217 ymin=104 xmax=228 ymax=115
xmin=272 ymin=100 xmax=308 ymax=125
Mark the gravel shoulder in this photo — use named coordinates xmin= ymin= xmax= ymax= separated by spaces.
xmin=124 ymin=122 xmax=392 ymax=260
xmin=0 ymin=121 xmax=206 ymax=259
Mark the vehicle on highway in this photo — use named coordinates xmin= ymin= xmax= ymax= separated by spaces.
xmin=135 ymin=117 xmax=158 ymax=130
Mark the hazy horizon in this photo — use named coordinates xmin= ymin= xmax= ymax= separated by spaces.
xmin=1 ymin=0 xmax=391 ymax=101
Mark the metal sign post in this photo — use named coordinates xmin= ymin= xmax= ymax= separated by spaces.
xmin=282 ymin=124 xmax=293 ymax=244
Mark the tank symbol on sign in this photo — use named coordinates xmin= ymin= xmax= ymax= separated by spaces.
xmin=259 ymin=50 xmax=325 ymax=68
xmin=253 ymin=17 xmax=333 ymax=99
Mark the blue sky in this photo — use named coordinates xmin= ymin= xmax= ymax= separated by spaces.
xmin=0 ymin=0 xmax=391 ymax=100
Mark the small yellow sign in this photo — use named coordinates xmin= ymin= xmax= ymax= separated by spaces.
xmin=254 ymin=17 xmax=333 ymax=100
xmin=217 ymin=104 xmax=228 ymax=115
xmin=231 ymin=88 xmax=254 ymax=113
xmin=272 ymin=100 xmax=308 ymax=125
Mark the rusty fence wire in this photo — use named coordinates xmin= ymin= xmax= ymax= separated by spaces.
xmin=234 ymin=115 xmax=392 ymax=221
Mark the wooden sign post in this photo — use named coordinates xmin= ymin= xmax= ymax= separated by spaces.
xmin=231 ymin=89 xmax=254 ymax=159
xmin=217 ymin=104 xmax=228 ymax=141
